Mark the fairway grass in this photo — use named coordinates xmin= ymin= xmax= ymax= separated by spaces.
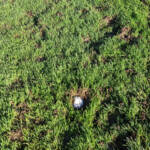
xmin=0 ymin=0 xmax=150 ymax=149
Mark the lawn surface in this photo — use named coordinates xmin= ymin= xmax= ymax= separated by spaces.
xmin=0 ymin=0 xmax=150 ymax=149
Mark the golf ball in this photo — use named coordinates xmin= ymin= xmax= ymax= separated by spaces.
xmin=73 ymin=96 xmax=84 ymax=109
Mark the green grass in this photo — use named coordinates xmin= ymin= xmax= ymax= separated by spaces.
xmin=0 ymin=0 xmax=150 ymax=149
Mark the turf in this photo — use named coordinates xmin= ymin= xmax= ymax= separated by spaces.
xmin=0 ymin=0 xmax=150 ymax=149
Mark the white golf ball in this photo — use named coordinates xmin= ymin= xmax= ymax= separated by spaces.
xmin=73 ymin=96 xmax=84 ymax=109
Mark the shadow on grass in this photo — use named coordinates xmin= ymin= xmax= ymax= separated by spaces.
xmin=61 ymin=122 xmax=84 ymax=150
xmin=89 ymin=16 xmax=122 ymax=56
xmin=108 ymin=131 xmax=136 ymax=150
xmin=107 ymin=109 xmax=128 ymax=127
xmin=93 ymin=91 xmax=135 ymax=150
xmin=89 ymin=15 xmax=139 ymax=58
xmin=94 ymin=107 xmax=136 ymax=150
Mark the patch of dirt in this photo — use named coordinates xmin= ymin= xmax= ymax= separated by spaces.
xmin=99 ymin=86 xmax=113 ymax=98
xmin=140 ymin=111 xmax=146 ymax=121
xmin=35 ymin=56 xmax=46 ymax=62
xmin=141 ymin=100 xmax=149 ymax=109
xmin=125 ymin=68 xmax=137 ymax=76
xmin=103 ymin=16 xmax=114 ymax=25
xmin=16 ymin=102 xmax=29 ymax=110
xmin=15 ymin=102 xmax=30 ymax=120
xmin=9 ymin=102 xmax=30 ymax=142
xmin=31 ymin=117 xmax=45 ymax=125
xmin=94 ymin=5 xmax=109 ymax=11
xmin=44 ymin=0 xmax=49 ymax=4
xmin=79 ymin=8 xmax=89 ymax=18
xmin=9 ymin=78 xmax=24 ymax=90
xmin=139 ymin=100 xmax=150 ymax=121
xmin=40 ymin=26 xmax=47 ymax=40
xmin=101 ymin=56 xmax=114 ymax=64
xmin=26 ymin=11 xmax=34 ymax=18
xmin=0 ymin=24 xmax=12 ymax=34
xmin=119 ymin=27 xmax=131 ymax=42
xmin=35 ymin=41 xmax=41 ymax=49
xmin=53 ymin=109 xmax=58 ymax=116
xmin=14 ymin=34 xmax=21 ymax=38
xmin=98 ymin=141 xmax=104 ymax=147
xmin=99 ymin=16 xmax=116 ymax=28
xmin=69 ymin=88 xmax=89 ymax=100
xmin=67 ymin=88 xmax=90 ymax=109
xmin=10 ymin=102 xmax=29 ymax=125
xmin=81 ymin=8 xmax=88 ymax=15
xmin=10 ymin=0 xmax=15 ymax=4
xmin=56 ymin=11 xmax=63 ymax=17
xmin=82 ymin=36 xmax=90 ymax=43
xmin=9 ymin=129 xmax=23 ymax=141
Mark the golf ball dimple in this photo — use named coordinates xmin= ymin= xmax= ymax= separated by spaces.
xmin=73 ymin=96 xmax=84 ymax=109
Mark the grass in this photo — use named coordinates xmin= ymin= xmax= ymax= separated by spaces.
xmin=0 ymin=0 xmax=150 ymax=149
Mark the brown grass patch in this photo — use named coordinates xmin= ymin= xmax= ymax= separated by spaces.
xmin=16 ymin=102 xmax=29 ymax=113
xmin=40 ymin=27 xmax=47 ymax=40
xmin=56 ymin=11 xmax=63 ymax=17
xmin=119 ymin=27 xmax=131 ymax=42
xmin=9 ymin=78 xmax=24 ymax=90
xmin=35 ymin=56 xmax=46 ymax=62
xmin=80 ymin=8 xmax=89 ymax=17
xmin=9 ymin=102 xmax=30 ymax=141
xmin=99 ymin=16 xmax=115 ymax=27
xmin=31 ymin=117 xmax=45 ymax=125
xmin=67 ymin=88 xmax=90 ymax=107
xmin=35 ymin=41 xmax=42 ymax=49
xmin=9 ymin=129 xmax=23 ymax=141
xmin=12 ymin=102 xmax=30 ymax=122
xmin=103 ymin=16 xmax=113 ymax=25
xmin=125 ymin=68 xmax=137 ymax=76
xmin=82 ymin=36 xmax=90 ymax=43
xmin=26 ymin=11 xmax=34 ymax=18
xmin=14 ymin=34 xmax=21 ymax=38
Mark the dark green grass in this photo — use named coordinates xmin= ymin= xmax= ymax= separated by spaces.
xmin=0 ymin=0 xmax=150 ymax=149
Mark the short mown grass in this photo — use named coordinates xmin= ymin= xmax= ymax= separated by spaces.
xmin=0 ymin=0 xmax=150 ymax=149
